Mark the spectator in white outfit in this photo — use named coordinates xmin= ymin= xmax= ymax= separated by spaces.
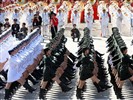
xmin=116 ymin=9 xmax=123 ymax=33
xmin=71 ymin=9 xmax=80 ymax=27
xmin=0 ymin=8 xmax=5 ymax=24
xmin=85 ymin=9 xmax=93 ymax=36
xmin=12 ymin=9 xmax=21 ymax=24
xmin=26 ymin=9 xmax=34 ymax=33
xmin=99 ymin=9 xmax=109 ymax=37
xmin=42 ymin=7 xmax=50 ymax=37
xmin=57 ymin=8 xmax=65 ymax=31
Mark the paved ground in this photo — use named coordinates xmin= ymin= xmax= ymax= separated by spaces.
xmin=0 ymin=22 xmax=133 ymax=99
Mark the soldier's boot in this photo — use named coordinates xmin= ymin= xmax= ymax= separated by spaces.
xmin=98 ymin=81 xmax=112 ymax=90
xmin=28 ymin=75 xmax=38 ymax=85
xmin=93 ymin=82 xmax=105 ymax=93
xmin=0 ymin=77 xmax=6 ymax=86
xmin=0 ymin=70 xmax=7 ymax=80
xmin=116 ymin=88 xmax=124 ymax=99
xmin=76 ymin=87 xmax=83 ymax=99
xmin=59 ymin=82 xmax=72 ymax=92
xmin=23 ymin=81 xmax=36 ymax=93
xmin=69 ymin=53 xmax=77 ymax=62
xmin=4 ymin=89 xmax=11 ymax=100
xmin=45 ymin=80 xmax=54 ymax=91
xmin=60 ymin=76 xmax=71 ymax=85
xmin=81 ymin=82 xmax=87 ymax=92
xmin=39 ymin=88 xmax=47 ymax=99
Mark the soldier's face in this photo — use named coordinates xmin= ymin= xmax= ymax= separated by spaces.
xmin=74 ymin=11 xmax=77 ymax=14
xmin=123 ymin=49 xmax=127 ymax=54
xmin=73 ymin=24 xmax=76 ymax=28
xmin=87 ymin=12 xmax=90 ymax=15
xmin=118 ymin=10 xmax=121 ymax=13
xmin=59 ymin=10 xmax=61 ymax=13
xmin=44 ymin=10 xmax=47 ymax=12
xmin=15 ymin=10 xmax=18 ymax=13
xmin=47 ymin=50 xmax=52 ymax=56
xmin=85 ymin=49 xmax=89 ymax=55
xmin=29 ymin=10 xmax=32 ymax=13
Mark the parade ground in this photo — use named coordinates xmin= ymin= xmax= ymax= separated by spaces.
xmin=0 ymin=22 xmax=133 ymax=99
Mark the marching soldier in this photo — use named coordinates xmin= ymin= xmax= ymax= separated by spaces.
xmin=39 ymin=29 xmax=76 ymax=99
xmin=106 ymin=27 xmax=133 ymax=99
xmin=76 ymin=28 xmax=111 ymax=99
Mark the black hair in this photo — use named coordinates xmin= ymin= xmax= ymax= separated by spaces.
xmin=121 ymin=47 xmax=127 ymax=53
xmin=8 ymin=49 xmax=14 ymax=55
xmin=44 ymin=48 xmax=50 ymax=55
xmin=5 ymin=18 xmax=9 ymax=21
xmin=22 ymin=23 xmax=26 ymax=26
xmin=82 ymin=47 xmax=89 ymax=54
xmin=49 ymin=11 xmax=56 ymax=19
xmin=0 ymin=22 xmax=3 ymax=27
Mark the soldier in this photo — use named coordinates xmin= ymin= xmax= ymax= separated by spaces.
xmin=99 ymin=9 xmax=109 ymax=37
xmin=76 ymin=28 xmax=111 ymax=99
xmin=42 ymin=7 xmax=50 ymax=37
xmin=117 ymin=47 xmax=133 ymax=99
xmin=76 ymin=47 xmax=111 ymax=99
xmin=39 ymin=48 xmax=72 ymax=99
xmin=106 ymin=27 xmax=133 ymax=99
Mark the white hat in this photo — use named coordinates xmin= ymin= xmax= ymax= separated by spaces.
xmin=44 ymin=6 xmax=48 ymax=10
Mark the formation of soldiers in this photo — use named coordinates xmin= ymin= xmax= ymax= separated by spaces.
xmin=107 ymin=27 xmax=133 ymax=99
xmin=0 ymin=0 xmax=133 ymax=100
